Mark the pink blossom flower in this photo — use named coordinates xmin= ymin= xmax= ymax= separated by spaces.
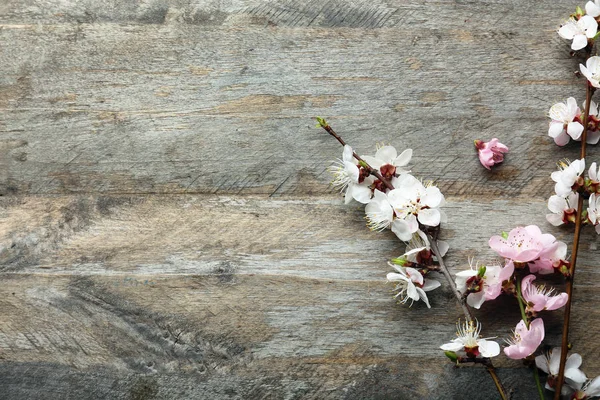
xmin=504 ymin=318 xmax=545 ymax=359
xmin=489 ymin=225 xmax=556 ymax=263
xmin=529 ymin=240 xmax=568 ymax=275
xmin=475 ymin=138 xmax=508 ymax=170
xmin=455 ymin=260 xmax=514 ymax=309
xmin=521 ymin=275 xmax=568 ymax=313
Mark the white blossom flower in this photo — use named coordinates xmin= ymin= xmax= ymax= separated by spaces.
xmin=440 ymin=320 xmax=500 ymax=358
xmin=582 ymin=101 xmax=600 ymax=145
xmin=393 ymin=231 xmax=449 ymax=268
xmin=580 ymin=56 xmax=600 ymax=88
xmin=587 ymin=0 xmax=600 ymax=18
xmin=387 ymin=174 xmax=445 ymax=240
xmin=329 ymin=145 xmax=373 ymax=204
xmin=386 ymin=265 xmax=440 ymax=308
xmin=402 ymin=230 xmax=449 ymax=261
xmin=571 ymin=376 xmax=600 ymax=399
xmin=548 ymin=98 xmax=583 ymax=146
xmin=546 ymin=192 xmax=579 ymax=226
xmin=364 ymin=189 xmax=394 ymax=231
xmin=588 ymin=193 xmax=600 ymax=234
xmin=455 ymin=260 xmax=514 ymax=309
xmin=362 ymin=145 xmax=412 ymax=173
xmin=535 ymin=348 xmax=587 ymax=394
xmin=551 ymin=159 xmax=585 ymax=197
xmin=559 ymin=16 xmax=597 ymax=51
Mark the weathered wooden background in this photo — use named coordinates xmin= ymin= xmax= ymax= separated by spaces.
xmin=1 ymin=0 xmax=598 ymax=399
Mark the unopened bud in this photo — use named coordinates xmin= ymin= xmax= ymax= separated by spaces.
xmin=315 ymin=116 xmax=328 ymax=128
xmin=501 ymin=231 xmax=509 ymax=240
xmin=358 ymin=160 xmax=369 ymax=169
xmin=391 ymin=257 xmax=409 ymax=266
xmin=444 ymin=351 xmax=458 ymax=362
xmin=477 ymin=265 xmax=486 ymax=277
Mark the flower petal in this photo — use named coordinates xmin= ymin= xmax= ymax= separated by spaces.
xmin=535 ymin=354 xmax=550 ymax=374
xmin=567 ymin=121 xmax=584 ymax=139
xmin=362 ymin=155 xmax=382 ymax=169
xmin=391 ymin=219 xmax=413 ymax=241
xmin=548 ymin=195 xmax=568 ymax=213
xmin=436 ymin=240 xmax=449 ymax=257
xmin=581 ymin=15 xmax=598 ymax=37
xmin=466 ymin=291 xmax=486 ymax=309
xmin=349 ymin=183 xmax=372 ymax=204
xmin=422 ymin=279 xmax=441 ymax=292
xmin=394 ymin=148 xmax=412 ymax=167
xmin=548 ymin=121 xmax=565 ymax=138
xmin=572 ymin=34 xmax=589 ymax=51
xmin=440 ymin=341 xmax=464 ymax=352
xmin=478 ymin=339 xmax=500 ymax=358
xmin=342 ymin=145 xmax=354 ymax=162
xmin=416 ymin=287 xmax=431 ymax=308
xmin=587 ymin=1 xmax=600 ymax=17
xmin=375 ymin=146 xmax=397 ymax=164
xmin=544 ymin=292 xmax=568 ymax=311
xmin=558 ymin=21 xmax=578 ymax=39
xmin=417 ymin=208 xmax=441 ymax=227
xmin=585 ymin=376 xmax=600 ymax=396
xmin=422 ymin=186 xmax=443 ymax=208
xmin=566 ymin=353 xmax=583 ymax=370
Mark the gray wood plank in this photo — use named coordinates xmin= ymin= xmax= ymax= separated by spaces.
xmin=1 ymin=0 xmax=596 ymax=399
xmin=0 ymin=272 xmax=564 ymax=400
xmin=2 ymin=194 xmax=597 ymax=398
xmin=0 ymin=0 xmax=586 ymax=197
xmin=4 ymin=195 xmax=599 ymax=279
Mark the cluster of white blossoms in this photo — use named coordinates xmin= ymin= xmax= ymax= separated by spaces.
xmin=547 ymin=98 xmax=600 ymax=146
xmin=330 ymin=144 xmax=446 ymax=307
xmin=535 ymin=348 xmax=600 ymax=399
xmin=330 ymin=144 xmax=446 ymax=243
xmin=546 ymin=159 xmax=600 ymax=234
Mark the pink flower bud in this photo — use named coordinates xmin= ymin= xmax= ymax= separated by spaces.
xmin=475 ymin=138 xmax=509 ymax=170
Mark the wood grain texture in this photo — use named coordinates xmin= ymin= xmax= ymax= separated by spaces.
xmin=0 ymin=0 xmax=585 ymax=198
xmin=1 ymin=0 xmax=597 ymax=399
xmin=2 ymin=195 xmax=600 ymax=399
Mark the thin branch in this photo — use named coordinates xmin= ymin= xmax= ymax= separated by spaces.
xmin=428 ymin=235 xmax=474 ymax=324
xmin=455 ymin=358 xmax=509 ymax=400
xmin=554 ymin=82 xmax=596 ymax=400
xmin=318 ymin=121 xmax=395 ymax=191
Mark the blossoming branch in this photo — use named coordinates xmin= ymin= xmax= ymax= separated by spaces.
xmin=314 ymin=3 xmax=600 ymax=398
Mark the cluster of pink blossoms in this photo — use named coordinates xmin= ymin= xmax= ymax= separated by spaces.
xmin=442 ymin=225 xmax=570 ymax=362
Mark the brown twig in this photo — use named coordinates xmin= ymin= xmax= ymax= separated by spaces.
xmin=455 ymin=358 xmax=509 ymax=400
xmin=318 ymin=121 xmax=395 ymax=191
xmin=428 ymin=235 xmax=474 ymax=324
xmin=554 ymin=81 xmax=596 ymax=399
